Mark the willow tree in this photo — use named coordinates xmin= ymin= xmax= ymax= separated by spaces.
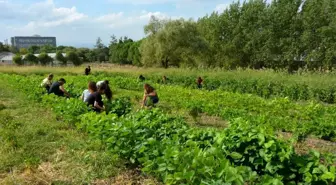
xmin=141 ymin=16 xmax=209 ymax=68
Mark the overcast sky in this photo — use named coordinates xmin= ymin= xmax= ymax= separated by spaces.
xmin=0 ymin=0 xmax=235 ymax=47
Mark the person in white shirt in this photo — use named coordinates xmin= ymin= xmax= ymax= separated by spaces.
xmin=41 ymin=73 xmax=54 ymax=91
xmin=81 ymin=81 xmax=97 ymax=102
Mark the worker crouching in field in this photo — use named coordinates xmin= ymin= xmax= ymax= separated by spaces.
xmin=48 ymin=78 xmax=70 ymax=97
xmin=86 ymin=82 xmax=107 ymax=113
xmin=41 ymin=73 xmax=54 ymax=92
xmin=142 ymin=84 xmax=159 ymax=108
xmin=97 ymin=80 xmax=112 ymax=102
xmin=81 ymin=81 xmax=97 ymax=102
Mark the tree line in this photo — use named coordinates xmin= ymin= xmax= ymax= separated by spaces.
xmin=108 ymin=0 xmax=336 ymax=71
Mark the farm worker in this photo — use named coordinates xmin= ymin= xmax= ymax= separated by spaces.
xmin=196 ymin=77 xmax=203 ymax=89
xmin=97 ymin=80 xmax=112 ymax=102
xmin=86 ymin=82 xmax=107 ymax=113
xmin=142 ymin=83 xmax=159 ymax=108
xmin=138 ymin=75 xmax=145 ymax=82
xmin=48 ymin=78 xmax=70 ymax=97
xmin=85 ymin=65 xmax=91 ymax=75
xmin=41 ymin=73 xmax=54 ymax=91
xmin=81 ymin=81 xmax=97 ymax=102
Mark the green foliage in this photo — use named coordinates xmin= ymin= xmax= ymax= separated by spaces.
xmin=76 ymin=48 xmax=90 ymax=62
xmin=109 ymin=36 xmax=141 ymax=65
xmin=85 ymin=50 xmax=97 ymax=62
xmin=141 ymin=18 xmax=209 ymax=68
xmin=133 ymin=0 xmax=336 ymax=70
xmin=95 ymin=37 xmax=108 ymax=62
xmin=40 ymin=45 xmax=56 ymax=53
xmin=27 ymin=46 xmax=40 ymax=54
xmin=24 ymin=53 xmax=38 ymax=65
xmin=38 ymin=52 xmax=53 ymax=65
xmin=1 ymin=73 xmax=336 ymax=184
xmin=56 ymin=51 xmax=67 ymax=65
xmin=19 ymin=48 xmax=28 ymax=55
xmin=127 ymin=40 xmax=142 ymax=66
xmin=0 ymin=42 xmax=10 ymax=52
xmin=13 ymin=54 xmax=23 ymax=65
xmin=66 ymin=51 xmax=82 ymax=66
xmin=105 ymin=97 xmax=132 ymax=117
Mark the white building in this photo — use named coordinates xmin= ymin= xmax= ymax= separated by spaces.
xmin=0 ymin=52 xmax=70 ymax=65
xmin=0 ymin=52 xmax=15 ymax=64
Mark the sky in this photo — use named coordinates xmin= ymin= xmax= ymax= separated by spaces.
xmin=0 ymin=0 xmax=235 ymax=47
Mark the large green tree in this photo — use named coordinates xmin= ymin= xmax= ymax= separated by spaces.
xmin=38 ymin=53 xmax=53 ymax=65
xmin=301 ymin=0 xmax=336 ymax=70
xmin=66 ymin=51 xmax=82 ymax=66
xmin=28 ymin=46 xmax=40 ymax=54
xmin=24 ymin=53 xmax=38 ymax=65
xmin=40 ymin=45 xmax=56 ymax=53
xmin=95 ymin=37 xmax=108 ymax=62
xmin=141 ymin=17 xmax=209 ymax=68
xmin=56 ymin=51 xmax=67 ymax=65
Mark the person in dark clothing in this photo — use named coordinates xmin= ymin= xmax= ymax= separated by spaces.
xmin=142 ymin=83 xmax=159 ymax=108
xmin=196 ymin=77 xmax=203 ymax=89
xmin=48 ymin=78 xmax=70 ymax=97
xmin=86 ymin=82 xmax=107 ymax=113
xmin=85 ymin=66 xmax=91 ymax=75
xmin=81 ymin=81 xmax=97 ymax=102
xmin=138 ymin=75 xmax=145 ymax=82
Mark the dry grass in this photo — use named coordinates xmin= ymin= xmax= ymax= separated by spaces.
xmin=1 ymin=165 xmax=160 ymax=185
xmin=279 ymin=132 xmax=336 ymax=155
xmin=104 ymin=169 xmax=160 ymax=185
xmin=184 ymin=113 xmax=228 ymax=128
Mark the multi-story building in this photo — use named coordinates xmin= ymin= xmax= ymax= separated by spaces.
xmin=11 ymin=35 xmax=57 ymax=49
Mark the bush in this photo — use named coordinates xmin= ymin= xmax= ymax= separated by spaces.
xmin=13 ymin=54 xmax=24 ymax=65
xmin=56 ymin=51 xmax=67 ymax=65
xmin=66 ymin=51 xmax=82 ymax=66
xmin=24 ymin=53 xmax=38 ymax=65
xmin=38 ymin=52 xmax=53 ymax=65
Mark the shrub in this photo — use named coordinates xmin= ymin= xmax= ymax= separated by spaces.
xmin=38 ymin=52 xmax=53 ymax=65
xmin=13 ymin=54 xmax=24 ymax=65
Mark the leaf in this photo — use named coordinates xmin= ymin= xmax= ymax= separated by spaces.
xmin=185 ymin=170 xmax=195 ymax=181
xmin=230 ymin=152 xmax=243 ymax=160
xmin=265 ymin=140 xmax=275 ymax=148
xmin=158 ymin=163 xmax=167 ymax=172
xmin=321 ymin=172 xmax=335 ymax=180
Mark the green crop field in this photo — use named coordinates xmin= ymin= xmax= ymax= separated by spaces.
xmin=0 ymin=66 xmax=335 ymax=185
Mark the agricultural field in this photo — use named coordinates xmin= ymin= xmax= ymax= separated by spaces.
xmin=0 ymin=66 xmax=335 ymax=185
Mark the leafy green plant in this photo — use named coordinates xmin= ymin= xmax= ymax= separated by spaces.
xmin=1 ymin=72 xmax=336 ymax=185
